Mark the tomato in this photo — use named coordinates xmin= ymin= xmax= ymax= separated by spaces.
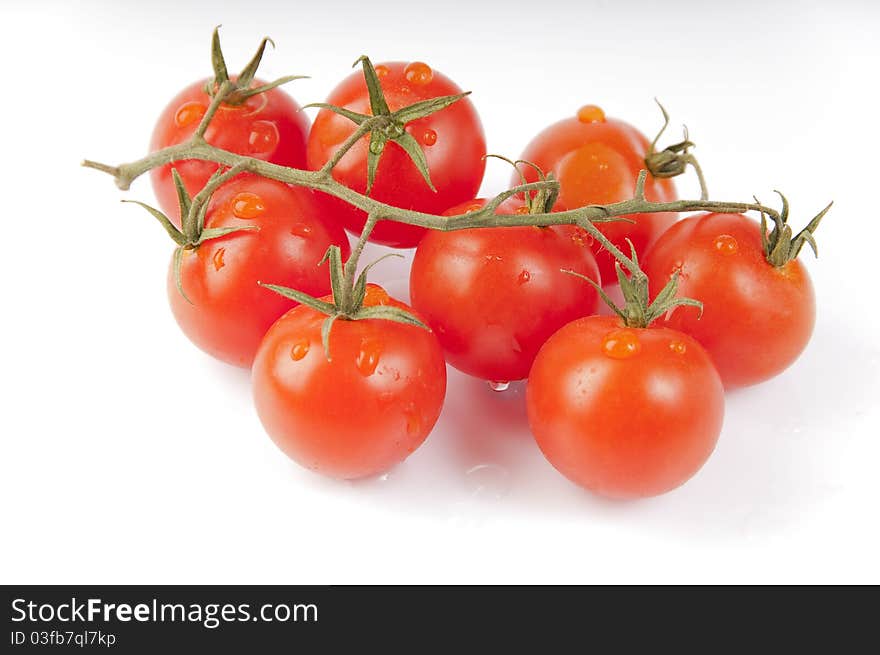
xmin=515 ymin=105 xmax=677 ymax=282
xmin=307 ymin=61 xmax=486 ymax=248
xmin=252 ymin=285 xmax=447 ymax=479
xmin=168 ymin=175 xmax=350 ymax=367
xmin=526 ymin=315 xmax=724 ymax=499
xmin=150 ymin=79 xmax=309 ymax=223
xmin=643 ymin=212 xmax=816 ymax=388
xmin=409 ymin=198 xmax=600 ymax=382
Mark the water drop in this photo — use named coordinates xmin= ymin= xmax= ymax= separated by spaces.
xmin=290 ymin=338 xmax=310 ymax=361
xmin=232 ymin=192 xmax=265 ymax=219
xmin=517 ymin=270 xmax=531 ymax=285
xmin=669 ymin=340 xmax=687 ymax=355
xmin=174 ymin=101 xmax=206 ymax=128
xmin=289 ymin=223 xmax=313 ymax=238
xmin=374 ymin=64 xmax=390 ymax=77
xmin=714 ymin=234 xmax=739 ymax=255
xmin=247 ymin=120 xmax=279 ymax=154
xmin=577 ymin=104 xmax=606 ymax=124
xmin=602 ymin=329 xmax=641 ymax=359
xmin=488 ymin=380 xmax=510 ymax=392
xmin=356 ymin=337 xmax=382 ymax=376
xmin=212 ymin=247 xmax=226 ymax=271
xmin=404 ymin=61 xmax=433 ymax=85
xmin=421 ymin=128 xmax=438 ymax=146
xmin=404 ymin=408 xmax=422 ymax=437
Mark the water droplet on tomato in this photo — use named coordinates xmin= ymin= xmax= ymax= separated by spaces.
xmin=374 ymin=64 xmax=390 ymax=78
xmin=488 ymin=380 xmax=510 ymax=392
xmin=517 ymin=270 xmax=531 ymax=285
xmin=714 ymin=234 xmax=739 ymax=255
xmin=669 ymin=340 xmax=687 ymax=355
xmin=421 ymin=128 xmax=437 ymax=146
xmin=289 ymin=338 xmax=310 ymax=361
xmin=174 ymin=101 xmax=206 ymax=128
xmin=405 ymin=408 xmax=422 ymax=436
xmin=514 ymin=205 xmax=530 ymax=215
xmin=570 ymin=228 xmax=594 ymax=247
xmin=247 ymin=120 xmax=279 ymax=154
xmin=232 ymin=192 xmax=265 ymax=219
xmin=356 ymin=338 xmax=382 ymax=376
xmin=212 ymin=247 xmax=226 ymax=271
xmin=290 ymin=223 xmax=313 ymax=238
xmin=602 ymin=329 xmax=642 ymax=359
xmin=577 ymin=104 xmax=606 ymax=124
xmin=466 ymin=202 xmax=484 ymax=213
xmin=404 ymin=61 xmax=433 ymax=85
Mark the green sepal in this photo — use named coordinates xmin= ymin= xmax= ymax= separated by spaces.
xmin=353 ymin=55 xmax=391 ymax=116
xmin=321 ymin=314 xmax=341 ymax=360
xmin=235 ymin=75 xmax=308 ymax=101
xmin=172 ymin=245 xmax=192 ymax=304
xmin=760 ymin=191 xmax=830 ymax=267
xmin=237 ymin=37 xmax=274 ymax=88
xmin=393 ymin=92 xmax=470 ymax=124
xmin=302 ymin=103 xmax=370 ymax=125
xmin=351 ymin=253 xmax=404 ymax=313
xmin=209 ymin=26 xmax=229 ymax=87
xmin=121 ymin=200 xmax=186 ymax=246
xmin=645 ymin=271 xmax=703 ymax=323
xmin=366 ymin=131 xmax=387 ymax=194
xmin=197 ymin=225 xmax=259 ymax=245
xmin=171 ymin=169 xmax=191 ymax=219
xmin=354 ymin=304 xmax=428 ymax=330
xmin=319 ymin=245 xmax=347 ymax=306
xmin=560 ymin=268 xmax=624 ymax=322
xmin=259 ymin=283 xmax=337 ymax=316
xmin=390 ymin=130 xmax=435 ymax=191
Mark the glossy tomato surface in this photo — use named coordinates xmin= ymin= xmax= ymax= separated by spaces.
xmin=516 ymin=105 xmax=677 ymax=281
xmin=307 ymin=61 xmax=486 ymax=248
xmin=168 ymin=175 xmax=350 ymax=367
xmin=410 ymin=198 xmax=600 ymax=382
xmin=643 ymin=212 xmax=816 ymax=388
xmin=527 ymin=315 xmax=724 ymax=499
xmin=150 ymin=79 xmax=309 ymax=222
xmin=252 ymin=285 xmax=447 ymax=479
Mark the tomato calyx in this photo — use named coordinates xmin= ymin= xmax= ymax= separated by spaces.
xmin=645 ymin=100 xmax=708 ymax=200
xmin=564 ymin=240 xmax=702 ymax=328
xmin=123 ymin=167 xmax=258 ymax=302
xmin=758 ymin=191 xmax=832 ymax=267
xmin=304 ymin=55 xmax=470 ymax=194
xmin=261 ymin=243 xmax=427 ymax=360
xmin=488 ymin=155 xmax=560 ymax=215
xmin=204 ymin=26 xmax=307 ymax=106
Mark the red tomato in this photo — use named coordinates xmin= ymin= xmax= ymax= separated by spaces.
xmin=307 ymin=61 xmax=486 ymax=248
xmin=150 ymin=79 xmax=309 ymax=223
xmin=515 ymin=105 xmax=677 ymax=282
xmin=252 ymin=285 xmax=447 ymax=479
xmin=168 ymin=175 xmax=350 ymax=367
xmin=643 ymin=212 xmax=815 ymax=388
xmin=410 ymin=198 xmax=601 ymax=382
xmin=527 ymin=315 xmax=724 ymax=499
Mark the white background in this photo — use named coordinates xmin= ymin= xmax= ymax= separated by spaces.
xmin=1 ymin=0 xmax=878 ymax=584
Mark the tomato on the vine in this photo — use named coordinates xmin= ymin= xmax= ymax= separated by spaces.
xmin=168 ymin=175 xmax=350 ymax=367
xmin=515 ymin=105 xmax=677 ymax=281
xmin=307 ymin=61 xmax=486 ymax=248
xmin=527 ymin=315 xmax=724 ymax=499
xmin=150 ymin=79 xmax=309 ymax=223
xmin=410 ymin=197 xmax=600 ymax=383
xmin=643 ymin=212 xmax=817 ymax=388
xmin=252 ymin=284 xmax=447 ymax=479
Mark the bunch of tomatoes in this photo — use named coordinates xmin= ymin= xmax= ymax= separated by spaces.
xmin=99 ymin=31 xmax=827 ymax=499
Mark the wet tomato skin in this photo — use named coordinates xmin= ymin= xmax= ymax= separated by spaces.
xmin=527 ymin=315 xmax=724 ymax=499
xmin=150 ymin=79 xmax=310 ymax=223
xmin=643 ymin=212 xmax=815 ymax=388
xmin=307 ymin=61 xmax=486 ymax=248
xmin=252 ymin=285 xmax=447 ymax=479
xmin=515 ymin=108 xmax=677 ymax=282
xmin=410 ymin=197 xmax=601 ymax=382
xmin=168 ymin=175 xmax=350 ymax=368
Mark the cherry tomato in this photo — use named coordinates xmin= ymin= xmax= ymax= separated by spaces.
xmin=252 ymin=285 xmax=447 ymax=479
xmin=307 ymin=61 xmax=486 ymax=248
xmin=168 ymin=175 xmax=350 ymax=367
xmin=515 ymin=105 xmax=677 ymax=281
xmin=643 ymin=212 xmax=815 ymax=388
xmin=150 ymin=79 xmax=309 ymax=223
xmin=527 ymin=315 xmax=724 ymax=499
xmin=410 ymin=198 xmax=600 ymax=383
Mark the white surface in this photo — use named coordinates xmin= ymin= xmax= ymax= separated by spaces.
xmin=1 ymin=0 xmax=878 ymax=584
